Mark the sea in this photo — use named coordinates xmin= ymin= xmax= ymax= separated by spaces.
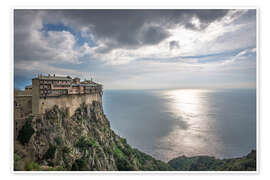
xmin=103 ymin=88 xmax=256 ymax=162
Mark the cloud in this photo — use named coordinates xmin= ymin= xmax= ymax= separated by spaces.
xmin=222 ymin=48 xmax=256 ymax=65
xmin=139 ymin=24 xmax=170 ymax=45
xmin=14 ymin=9 xmax=235 ymax=65
xmin=14 ymin=10 xmax=82 ymax=64
xmin=71 ymin=10 xmax=229 ymax=52
xmin=16 ymin=10 xmax=229 ymax=52
xmin=169 ymin=40 xmax=180 ymax=50
xmin=44 ymin=31 xmax=80 ymax=63
xmin=14 ymin=9 xmax=256 ymax=89
xmin=183 ymin=9 xmax=229 ymax=30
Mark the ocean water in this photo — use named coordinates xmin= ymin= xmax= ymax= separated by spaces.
xmin=103 ymin=89 xmax=256 ymax=162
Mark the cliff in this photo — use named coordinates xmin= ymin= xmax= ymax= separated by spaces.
xmin=14 ymin=101 xmax=172 ymax=171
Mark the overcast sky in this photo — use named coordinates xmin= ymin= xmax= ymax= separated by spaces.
xmin=14 ymin=9 xmax=256 ymax=90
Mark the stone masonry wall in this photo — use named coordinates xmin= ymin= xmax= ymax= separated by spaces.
xmin=14 ymin=96 xmax=32 ymax=117
xmin=37 ymin=93 xmax=102 ymax=116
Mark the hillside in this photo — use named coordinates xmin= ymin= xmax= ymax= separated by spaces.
xmin=168 ymin=150 xmax=256 ymax=171
xmin=14 ymin=101 xmax=172 ymax=171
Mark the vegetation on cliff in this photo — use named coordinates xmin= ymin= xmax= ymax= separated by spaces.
xmin=17 ymin=116 xmax=34 ymax=145
xmin=14 ymin=101 xmax=172 ymax=171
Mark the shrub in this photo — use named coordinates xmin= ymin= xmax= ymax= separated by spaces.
xmin=75 ymin=136 xmax=96 ymax=153
xmin=115 ymin=157 xmax=134 ymax=171
xmin=14 ymin=153 xmax=21 ymax=162
xmin=60 ymin=109 xmax=68 ymax=119
xmin=71 ymin=158 xmax=87 ymax=171
xmin=42 ymin=166 xmax=65 ymax=171
xmin=112 ymin=144 xmax=135 ymax=170
xmin=62 ymin=146 xmax=71 ymax=154
xmin=54 ymin=136 xmax=63 ymax=145
xmin=14 ymin=153 xmax=22 ymax=171
xmin=17 ymin=117 xmax=35 ymax=145
xmin=24 ymin=161 xmax=40 ymax=171
xmin=43 ymin=144 xmax=56 ymax=160
xmin=113 ymin=144 xmax=124 ymax=159
xmin=121 ymin=138 xmax=127 ymax=144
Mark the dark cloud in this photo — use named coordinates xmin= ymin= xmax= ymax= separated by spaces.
xmin=169 ymin=40 xmax=180 ymax=50
xmin=95 ymin=24 xmax=170 ymax=53
xmin=189 ymin=10 xmax=229 ymax=25
xmin=15 ymin=9 xmax=230 ymax=54
xmin=14 ymin=9 xmax=232 ymax=65
xmin=140 ymin=25 xmax=170 ymax=45
xmin=14 ymin=9 xmax=232 ymax=64
xmin=60 ymin=9 xmax=229 ymax=51
xmin=181 ymin=10 xmax=229 ymax=30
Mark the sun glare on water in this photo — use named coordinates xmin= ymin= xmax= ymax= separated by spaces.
xmin=154 ymin=89 xmax=222 ymax=161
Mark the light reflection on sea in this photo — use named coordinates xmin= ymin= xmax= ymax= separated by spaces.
xmin=153 ymin=89 xmax=222 ymax=161
xmin=103 ymin=89 xmax=256 ymax=162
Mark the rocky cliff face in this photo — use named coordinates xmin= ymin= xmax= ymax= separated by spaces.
xmin=14 ymin=101 xmax=172 ymax=171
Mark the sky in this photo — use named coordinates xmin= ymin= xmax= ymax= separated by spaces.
xmin=14 ymin=9 xmax=256 ymax=90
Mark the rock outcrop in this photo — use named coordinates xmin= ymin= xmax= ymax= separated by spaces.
xmin=14 ymin=101 xmax=172 ymax=171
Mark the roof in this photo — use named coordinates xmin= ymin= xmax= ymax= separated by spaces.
xmin=32 ymin=75 xmax=102 ymax=85
xmin=33 ymin=75 xmax=72 ymax=81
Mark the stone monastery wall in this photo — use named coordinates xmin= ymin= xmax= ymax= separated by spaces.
xmin=38 ymin=93 xmax=102 ymax=116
